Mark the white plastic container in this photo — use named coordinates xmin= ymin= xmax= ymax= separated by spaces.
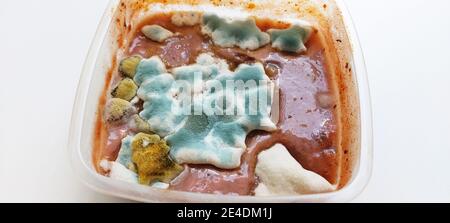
xmin=69 ymin=0 xmax=373 ymax=203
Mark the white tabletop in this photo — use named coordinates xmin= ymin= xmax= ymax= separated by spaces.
xmin=1 ymin=0 xmax=449 ymax=203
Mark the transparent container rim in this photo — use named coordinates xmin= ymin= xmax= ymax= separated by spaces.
xmin=68 ymin=0 xmax=373 ymax=203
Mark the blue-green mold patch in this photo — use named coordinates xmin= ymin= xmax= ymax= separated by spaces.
xmin=201 ymin=13 xmax=270 ymax=50
xmin=132 ymin=53 xmax=276 ymax=169
xmin=268 ymin=23 xmax=313 ymax=53
xmin=141 ymin=25 xmax=174 ymax=43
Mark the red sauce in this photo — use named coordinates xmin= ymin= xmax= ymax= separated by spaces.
xmin=95 ymin=14 xmax=340 ymax=195
xmin=170 ymin=33 xmax=338 ymax=195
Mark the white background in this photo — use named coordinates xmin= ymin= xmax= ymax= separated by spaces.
xmin=0 ymin=0 xmax=449 ymax=203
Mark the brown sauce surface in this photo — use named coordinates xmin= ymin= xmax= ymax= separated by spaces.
xmin=98 ymin=14 xmax=340 ymax=195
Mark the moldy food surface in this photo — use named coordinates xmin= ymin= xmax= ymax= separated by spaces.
xmin=94 ymin=11 xmax=341 ymax=196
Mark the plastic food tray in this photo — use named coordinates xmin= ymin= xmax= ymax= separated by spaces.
xmin=69 ymin=0 xmax=373 ymax=203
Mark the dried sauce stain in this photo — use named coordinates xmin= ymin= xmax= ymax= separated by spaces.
xmin=93 ymin=57 xmax=117 ymax=173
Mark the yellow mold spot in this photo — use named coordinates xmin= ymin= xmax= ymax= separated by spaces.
xmin=131 ymin=133 xmax=183 ymax=185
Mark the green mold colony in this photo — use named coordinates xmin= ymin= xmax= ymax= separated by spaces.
xmin=131 ymin=53 xmax=276 ymax=169
xmin=268 ymin=23 xmax=313 ymax=53
xmin=201 ymin=13 xmax=270 ymax=50
xmin=141 ymin=25 xmax=174 ymax=43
